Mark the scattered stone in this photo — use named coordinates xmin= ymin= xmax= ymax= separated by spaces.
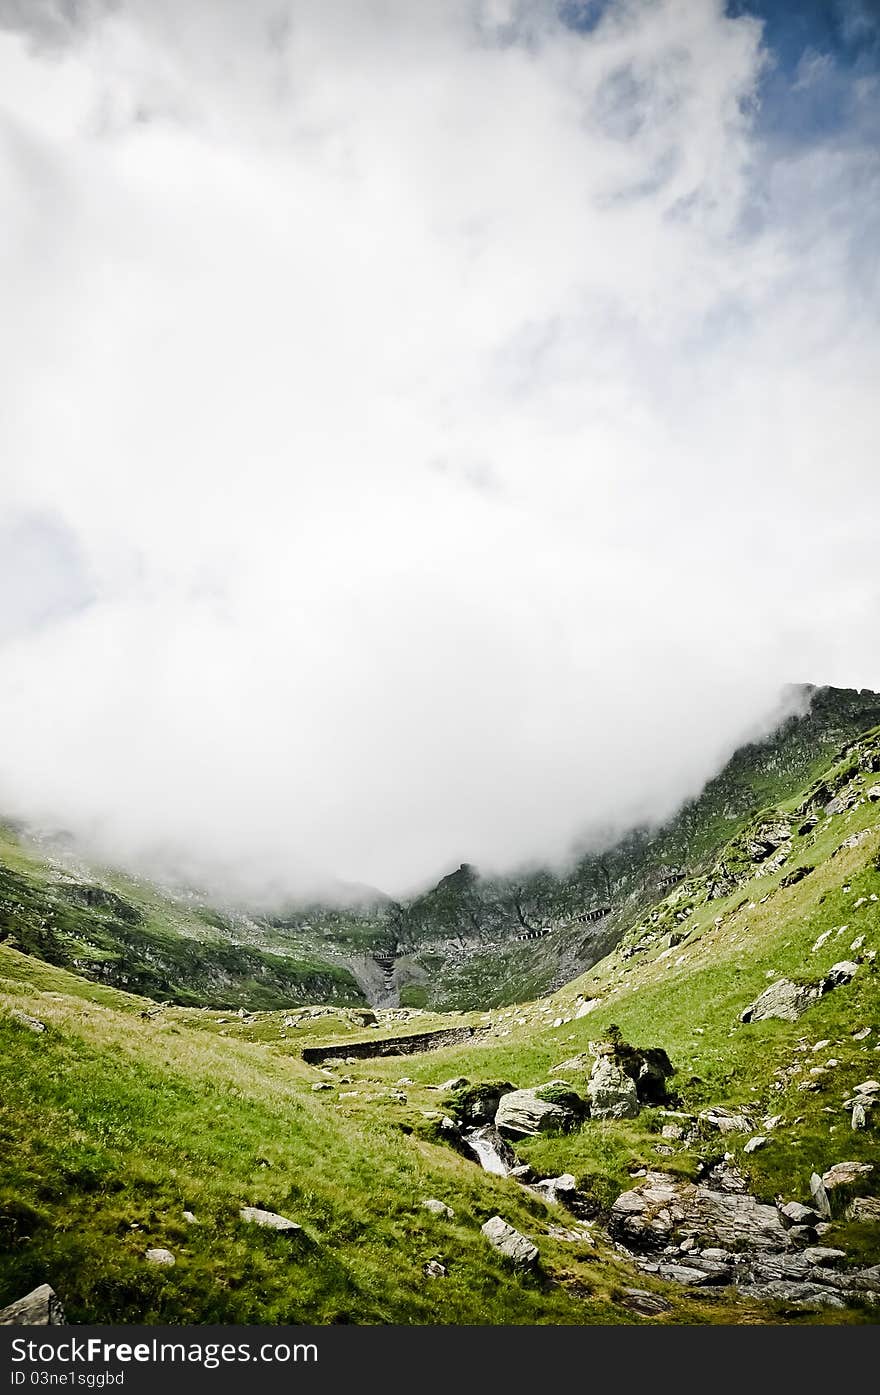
xmin=852 ymin=1027 xmax=872 ymax=1041
xmin=239 ymin=1207 xmax=303 ymax=1234
xmin=8 ymin=1009 xmax=46 ymax=1033
xmin=145 ymin=1248 xmax=175 ymax=1267
xmin=852 ymin=1102 xmax=868 ymax=1130
xmin=744 ymin=1136 xmax=768 ymax=1154
xmin=698 ymin=1105 xmax=752 ymax=1135
xmin=423 ymin=1259 xmax=447 ymax=1278
xmin=856 ymin=1080 xmax=880 ymax=1094
xmin=436 ymin=1077 xmax=469 ymax=1092
xmin=480 ymin=1216 xmax=538 ymax=1268
xmin=0 ymin=1285 xmax=65 ymax=1325
xmin=763 ymin=1115 xmax=784 ymax=1131
xmin=575 ymin=998 xmax=602 ymax=1018
xmin=422 ymin=1198 xmax=454 ymax=1219
xmin=182 ymin=1211 xmax=198 ymax=1225
xmin=311 ymin=1082 xmax=333 ymax=1092
xmin=532 ymin=1174 xmax=577 ymax=1206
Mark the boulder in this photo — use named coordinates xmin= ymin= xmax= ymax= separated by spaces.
xmin=454 ymin=1082 xmax=515 ymax=1125
xmin=744 ymin=1136 xmax=768 ymax=1154
xmin=495 ymin=1089 xmax=579 ymax=1137
xmin=740 ymin=979 xmax=817 ymax=1023
xmin=239 ymin=1206 xmax=303 ymax=1234
xmin=480 ymin=1216 xmax=538 ymax=1268
xmin=803 ymin=1247 xmax=846 ymax=1266
xmin=587 ymin=1056 xmax=639 ymax=1121
xmin=0 ymin=1284 xmax=65 ymax=1325
xmin=436 ymin=1077 xmax=469 ymax=1092
xmin=423 ymin=1259 xmax=447 ymax=1278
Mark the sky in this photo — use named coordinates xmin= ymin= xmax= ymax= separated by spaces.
xmin=0 ymin=0 xmax=879 ymax=901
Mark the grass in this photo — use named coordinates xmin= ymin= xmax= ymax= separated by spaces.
xmin=1 ymin=726 xmax=879 ymax=1325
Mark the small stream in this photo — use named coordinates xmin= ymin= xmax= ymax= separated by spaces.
xmin=461 ymin=1125 xmax=517 ymax=1176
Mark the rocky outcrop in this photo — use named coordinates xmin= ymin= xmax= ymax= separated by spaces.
xmin=698 ymin=1105 xmax=752 ymax=1135
xmin=608 ymin=1172 xmax=790 ymax=1252
xmin=0 ymin=1284 xmax=65 ymax=1325
xmin=480 ymin=1216 xmax=539 ymax=1268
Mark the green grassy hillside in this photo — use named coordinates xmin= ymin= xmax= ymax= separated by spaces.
xmin=1 ymin=722 xmax=878 ymax=1325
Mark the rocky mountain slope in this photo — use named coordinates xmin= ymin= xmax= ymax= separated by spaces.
xmin=1 ymin=715 xmax=879 ymax=1324
xmin=3 ymin=683 xmax=879 ymax=1013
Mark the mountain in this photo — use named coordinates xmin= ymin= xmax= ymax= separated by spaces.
xmin=2 ymin=683 xmax=880 ymax=1014
xmin=1 ymin=707 xmax=879 ymax=1324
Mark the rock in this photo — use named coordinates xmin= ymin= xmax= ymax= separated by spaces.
xmin=698 ymin=1105 xmax=752 ymax=1135
xmin=239 ymin=1206 xmax=302 ymax=1234
xmin=763 ymin=1115 xmax=784 ymax=1131
xmin=480 ymin=1216 xmax=538 ymax=1268
xmin=661 ymin=1123 xmax=685 ymax=1141
xmin=707 ymin=1161 xmax=749 ymax=1194
xmin=846 ymin=1196 xmax=880 ymax=1222
xmin=740 ymin=979 xmax=817 ymax=1024
xmin=810 ymin=1173 xmax=832 ymax=1219
xmin=575 ymin=998 xmax=602 ymax=1018
xmin=852 ymin=1102 xmax=868 ymax=1129
xmin=803 ymin=1247 xmax=846 ymax=1266
xmin=788 ymin=1225 xmax=819 ymax=1244
xmin=608 ymin=1171 xmax=789 ymax=1252
xmin=454 ymin=1082 xmax=515 ymax=1125
xmin=821 ymin=1161 xmax=873 ymax=1192
xmin=532 ymin=1174 xmax=577 ymax=1206
xmin=779 ymin=1201 xmax=818 ymax=1226
xmin=620 ymin=1287 xmax=672 ymax=1315
xmin=736 ymin=1280 xmax=848 ymax=1310
xmin=856 ymin=1080 xmax=880 ymax=1094
xmin=0 ymin=1284 xmax=65 ymax=1325
xmin=495 ymin=1088 xmax=579 ymax=1137
xmin=508 ymin=1163 xmax=535 ymax=1182
xmin=182 ymin=1211 xmax=198 ymax=1225
xmin=586 ymin=1056 xmax=639 ymax=1121
xmin=311 ymin=1082 xmax=333 ymax=1092
xmin=821 ymin=961 xmax=859 ymax=990
xmin=9 ymin=1010 xmax=47 ymax=1033
xmin=436 ymin=1077 xmax=469 ymax=1092
xmin=422 ymin=1198 xmax=454 ymax=1219
xmin=744 ymin=1136 xmax=768 ymax=1154
xmin=423 ymin=1259 xmax=447 ymax=1278
xmin=145 ymin=1248 xmax=175 ymax=1266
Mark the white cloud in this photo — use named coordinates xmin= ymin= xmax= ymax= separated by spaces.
xmin=0 ymin=1 xmax=878 ymax=897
